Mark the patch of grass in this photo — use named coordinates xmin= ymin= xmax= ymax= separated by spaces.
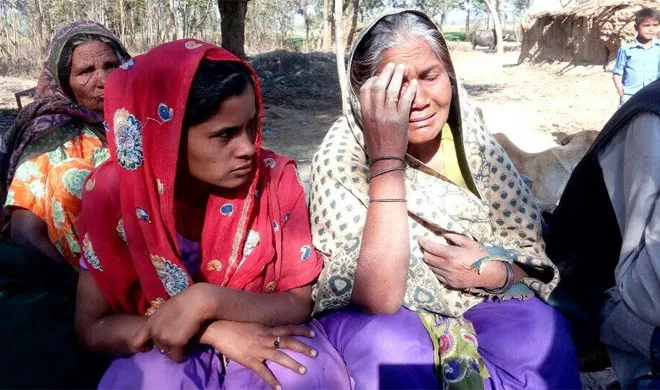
xmin=443 ymin=31 xmax=466 ymax=41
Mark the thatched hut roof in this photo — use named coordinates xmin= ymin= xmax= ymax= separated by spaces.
xmin=519 ymin=0 xmax=660 ymax=67
xmin=530 ymin=0 xmax=659 ymax=18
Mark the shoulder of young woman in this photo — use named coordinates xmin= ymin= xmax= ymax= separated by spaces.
xmin=80 ymin=159 xmax=120 ymax=211
xmin=258 ymin=148 xmax=296 ymax=182
xmin=257 ymin=148 xmax=307 ymax=201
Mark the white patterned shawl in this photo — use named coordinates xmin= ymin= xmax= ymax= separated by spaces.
xmin=309 ymin=11 xmax=558 ymax=317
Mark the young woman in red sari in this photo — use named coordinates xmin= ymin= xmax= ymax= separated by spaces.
xmin=74 ymin=40 xmax=351 ymax=389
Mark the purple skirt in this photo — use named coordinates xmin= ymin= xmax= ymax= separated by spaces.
xmin=98 ymin=319 xmax=352 ymax=389
xmin=98 ymin=298 xmax=581 ymax=389
xmin=317 ymin=297 xmax=582 ymax=389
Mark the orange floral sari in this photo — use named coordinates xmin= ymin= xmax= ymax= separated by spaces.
xmin=5 ymin=129 xmax=109 ymax=265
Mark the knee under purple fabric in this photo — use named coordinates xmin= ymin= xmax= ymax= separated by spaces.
xmin=98 ymin=347 xmax=224 ymax=389
xmin=318 ymin=297 xmax=582 ymax=390
xmin=98 ymin=320 xmax=352 ymax=390
xmin=319 ymin=306 xmax=438 ymax=389
xmin=464 ymin=297 xmax=582 ymax=390
xmin=223 ymin=320 xmax=352 ymax=389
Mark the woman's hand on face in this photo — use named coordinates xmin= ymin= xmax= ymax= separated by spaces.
xmin=199 ymin=321 xmax=318 ymax=390
xmin=130 ymin=284 xmax=212 ymax=362
xmin=359 ymin=63 xmax=418 ymax=158
xmin=419 ymin=233 xmax=506 ymax=290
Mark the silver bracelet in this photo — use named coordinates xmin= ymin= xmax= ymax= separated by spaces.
xmin=483 ymin=261 xmax=514 ymax=295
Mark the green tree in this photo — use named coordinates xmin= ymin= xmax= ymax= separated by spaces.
xmin=414 ymin=0 xmax=461 ymax=28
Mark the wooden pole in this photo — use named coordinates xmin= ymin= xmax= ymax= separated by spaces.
xmin=483 ymin=0 xmax=504 ymax=55
xmin=334 ymin=0 xmax=348 ymax=113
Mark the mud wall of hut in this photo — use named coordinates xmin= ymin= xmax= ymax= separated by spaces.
xmin=518 ymin=2 xmax=657 ymax=68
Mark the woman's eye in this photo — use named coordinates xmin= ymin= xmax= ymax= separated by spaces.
xmin=213 ymin=127 xmax=238 ymax=139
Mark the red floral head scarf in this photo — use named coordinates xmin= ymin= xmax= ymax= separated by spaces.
xmin=77 ymin=40 xmax=321 ymax=315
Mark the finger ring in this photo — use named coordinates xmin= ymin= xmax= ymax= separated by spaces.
xmin=390 ymin=96 xmax=399 ymax=103
xmin=159 ymin=348 xmax=166 ymax=354
xmin=273 ymin=336 xmax=281 ymax=348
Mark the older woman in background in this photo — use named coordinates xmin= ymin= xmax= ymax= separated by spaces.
xmin=1 ymin=20 xmax=130 ymax=266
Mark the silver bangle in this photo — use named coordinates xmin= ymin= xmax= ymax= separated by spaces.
xmin=483 ymin=261 xmax=514 ymax=295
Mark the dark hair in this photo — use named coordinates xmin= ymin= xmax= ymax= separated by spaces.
xmin=58 ymin=33 xmax=127 ymax=99
xmin=635 ymin=8 xmax=660 ymax=26
xmin=184 ymin=60 xmax=254 ymax=128
xmin=350 ymin=12 xmax=453 ymax=94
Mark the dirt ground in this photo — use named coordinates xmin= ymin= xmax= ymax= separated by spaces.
xmin=0 ymin=43 xmax=620 ymax=388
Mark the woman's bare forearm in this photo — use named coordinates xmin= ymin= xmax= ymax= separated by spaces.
xmin=352 ymin=162 xmax=409 ymax=314
xmin=199 ymin=284 xmax=313 ymax=327
xmin=10 ymin=208 xmax=65 ymax=263
xmin=75 ymin=271 xmax=146 ymax=356
xmin=79 ymin=314 xmax=147 ymax=356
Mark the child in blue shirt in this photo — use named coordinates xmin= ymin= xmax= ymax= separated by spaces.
xmin=613 ymin=8 xmax=660 ymax=106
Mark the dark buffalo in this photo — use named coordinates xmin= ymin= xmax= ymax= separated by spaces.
xmin=470 ymin=29 xmax=497 ymax=50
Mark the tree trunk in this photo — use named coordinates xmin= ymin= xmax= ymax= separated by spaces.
xmin=440 ymin=10 xmax=447 ymax=30
xmin=129 ymin=1 xmax=137 ymax=46
xmin=147 ymin=0 xmax=154 ymax=47
xmin=119 ymin=0 xmax=126 ymax=39
xmin=295 ymin=0 xmax=310 ymax=51
xmin=334 ymin=0 xmax=348 ymax=113
xmin=34 ymin=0 xmax=45 ymax=49
xmin=346 ymin=0 xmax=359 ymax=48
xmin=464 ymin=0 xmax=471 ymax=39
xmin=169 ymin=0 xmax=178 ymax=40
xmin=155 ymin=1 xmax=162 ymax=44
xmin=3 ymin=22 xmax=11 ymax=59
xmin=102 ymin=0 xmax=107 ymax=26
xmin=483 ymin=0 xmax=504 ymax=55
xmin=182 ymin=2 xmax=189 ymax=38
xmin=10 ymin=0 xmax=19 ymax=56
xmin=217 ymin=0 xmax=248 ymax=58
xmin=322 ymin=0 xmax=332 ymax=50
xmin=190 ymin=0 xmax=213 ymax=39
xmin=513 ymin=17 xmax=521 ymax=42
xmin=304 ymin=16 xmax=311 ymax=50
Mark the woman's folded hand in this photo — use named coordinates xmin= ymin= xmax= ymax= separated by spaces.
xmin=199 ymin=320 xmax=318 ymax=390
xmin=130 ymin=283 xmax=213 ymax=362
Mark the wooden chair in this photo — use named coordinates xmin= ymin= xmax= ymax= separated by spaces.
xmin=14 ymin=87 xmax=36 ymax=110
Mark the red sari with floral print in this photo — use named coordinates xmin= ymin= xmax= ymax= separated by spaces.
xmin=76 ymin=40 xmax=322 ymax=316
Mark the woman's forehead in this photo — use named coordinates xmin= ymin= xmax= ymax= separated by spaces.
xmin=72 ymin=40 xmax=113 ymax=56
xmin=377 ymin=40 xmax=443 ymax=72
